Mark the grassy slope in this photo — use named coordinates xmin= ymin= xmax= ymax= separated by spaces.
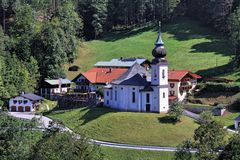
xmin=46 ymin=107 xmax=198 ymax=147
xmin=101 ymin=147 xmax=175 ymax=160
xmin=66 ymin=17 xmax=235 ymax=81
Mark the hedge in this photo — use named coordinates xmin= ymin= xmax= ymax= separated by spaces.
xmin=202 ymin=82 xmax=240 ymax=92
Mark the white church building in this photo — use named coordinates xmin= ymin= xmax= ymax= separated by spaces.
xmin=103 ymin=27 xmax=201 ymax=113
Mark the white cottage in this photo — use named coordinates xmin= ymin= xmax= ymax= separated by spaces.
xmin=9 ymin=93 xmax=44 ymax=112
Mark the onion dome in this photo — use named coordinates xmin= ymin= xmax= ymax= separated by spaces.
xmin=152 ymin=22 xmax=167 ymax=59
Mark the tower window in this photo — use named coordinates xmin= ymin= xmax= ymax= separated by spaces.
xmin=163 ymin=92 xmax=165 ymax=98
xmin=154 ymin=69 xmax=157 ymax=78
xmin=162 ymin=69 xmax=165 ymax=79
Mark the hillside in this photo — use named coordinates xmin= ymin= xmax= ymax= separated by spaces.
xmin=66 ymin=17 xmax=236 ymax=81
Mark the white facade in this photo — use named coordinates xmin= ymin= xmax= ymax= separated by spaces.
xmin=104 ymin=59 xmax=169 ymax=113
xmin=9 ymin=96 xmax=34 ymax=112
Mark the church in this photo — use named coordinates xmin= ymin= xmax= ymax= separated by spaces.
xmin=103 ymin=26 xmax=201 ymax=113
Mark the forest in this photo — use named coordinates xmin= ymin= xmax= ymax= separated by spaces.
xmin=0 ymin=0 xmax=240 ymax=105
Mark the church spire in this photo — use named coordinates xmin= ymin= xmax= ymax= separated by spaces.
xmin=155 ymin=21 xmax=164 ymax=46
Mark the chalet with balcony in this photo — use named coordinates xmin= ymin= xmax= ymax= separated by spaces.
xmin=168 ymin=70 xmax=202 ymax=102
xmin=40 ymin=78 xmax=71 ymax=99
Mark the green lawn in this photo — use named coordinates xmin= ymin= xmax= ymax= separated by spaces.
xmin=46 ymin=107 xmax=199 ymax=147
xmin=217 ymin=112 xmax=239 ymax=127
xmin=66 ymin=17 xmax=236 ymax=80
xmin=101 ymin=147 xmax=175 ymax=160
xmin=37 ymin=99 xmax=58 ymax=114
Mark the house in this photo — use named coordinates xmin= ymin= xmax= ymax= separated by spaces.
xmin=235 ymin=115 xmax=240 ymax=129
xmin=72 ymin=68 xmax=128 ymax=92
xmin=94 ymin=58 xmax=151 ymax=69
xmin=9 ymin=93 xmax=44 ymax=112
xmin=103 ymin=27 xmax=201 ymax=113
xmin=168 ymin=70 xmax=202 ymax=101
xmin=40 ymin=78 xmax=71 ymax=99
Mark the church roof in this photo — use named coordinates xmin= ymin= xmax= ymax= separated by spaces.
xmin=119 ymin=74 xmax=148 ymax=86
xmin=112 ymin=63 xmax=151 ymax=85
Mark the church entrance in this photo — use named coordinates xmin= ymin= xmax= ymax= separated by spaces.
xmin=146 ymin=104 xmax=150 ymax=112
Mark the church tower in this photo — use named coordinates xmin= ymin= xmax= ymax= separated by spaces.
xmin=151 ymin=22 xmax=169 ymax=112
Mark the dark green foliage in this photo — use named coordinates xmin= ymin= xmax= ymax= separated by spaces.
xmin=168 ymin=102 xmax=183 ymax=122
xmin=174 ymin=139 xmax=193 ymax=160
xmin=199 ymin=111 xmax=214 ymax=124
xmin=203 ymin=83 xmax=240 ymax=93
xmin=186 ymin=0 xmax=233 ymax=32
xmin=0 ymin=112 xmax=41 ymax=160
xmin=229 ymin=5 xmax=240 ymax=68
xmin=30 ymin=131 xmax=104 ymax=160
xmin=194 ymin=120 xmax=226 ymax=160
xmin=219 ymin=132 xmax=240 ymax=160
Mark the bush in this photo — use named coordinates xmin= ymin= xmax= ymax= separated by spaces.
xmin=203 ymin=82 xmax=240 ymax=93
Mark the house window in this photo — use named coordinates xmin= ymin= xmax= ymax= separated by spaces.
xmin=170 ymin=91 xmax=175 ymax=96
xmin=133 ymin=88 xmax=135 ymax=90
xmin=13 ymin=100 xmax=17 ymax=104
xmin=23 ymin=100 xmax=28 ymax=104
xmin=18 ymin=100 xmax=22 ymax=104
xmin=146 ymin=93 xmax=150 ymax=103
xmin=107 ymin=91 xmax=109 ymax=96
xmin=163 ymin=92 xmax=165 ymax=98
xmin=132 ymin=92 xmax=136 ymax=103
xmin=170 ymin=83 xmax=175 ymax=88
xmin=162 ymin=69 xmax=165 ymax=79
xmin=107 ymin=100 xmax=109 ymax=105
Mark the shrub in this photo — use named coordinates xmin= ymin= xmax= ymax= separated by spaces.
xmin=203 ymin=82 xmax=240 ymax=93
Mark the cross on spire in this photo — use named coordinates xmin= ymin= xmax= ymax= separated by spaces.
xmin=155 ymin=21 xmax=164 ymax=46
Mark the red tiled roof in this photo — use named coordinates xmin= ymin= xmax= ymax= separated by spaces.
xmin=189 ymin=73 xmax=202 ymax=79
xmin=168 ymin=70 xmax=201 ymax=81
xmin=82 ymin=67 xmax=128 ymax=84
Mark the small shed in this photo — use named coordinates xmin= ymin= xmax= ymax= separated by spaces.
xmin=235 ymin=115 xmax=240 ymax=129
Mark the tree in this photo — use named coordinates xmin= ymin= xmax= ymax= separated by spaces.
xmin=174 ymin=139 xmax=193 ymax=160
xmin=0 ymin=112 xmax=39 ymax=160
xmin=30 ymin=130 xmax=104 ymax=160
xmin=9 ymin=3 xmax=35 ymax=61
xmin=199 ymin=111 xmax=214 ymax=124
xmin=194 ymin=120 xmax=226 ymax=160
xmin=219 ymin=131 xmax=240 ymax=160
xmin=168 ymin=102 xmax=183 ymax=122
xmin=55 ymin=1 xmax=83 ymax=62
xmin=229 ymin=5 xmax=240 ymax=68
